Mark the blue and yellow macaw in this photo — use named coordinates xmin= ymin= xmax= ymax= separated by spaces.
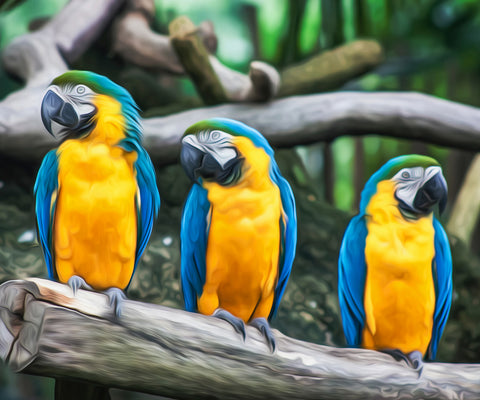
xmin=34 ymin=70 xmax=160 ymax=316
xmin=338 ymin=154 xmax=452 ymax=370
xmin=179 ymin=118 xmax=296 ymax=350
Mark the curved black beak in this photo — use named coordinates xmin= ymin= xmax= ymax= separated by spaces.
xmin=413 ymin=172 xmax=448 ymax=215
xmin=180 ymin=139 xmax=243 ymax=186
xmin=41 ymin=90 xmax=79 ymax=136
xmin=180 ymin=141 xmax=208 ymax=183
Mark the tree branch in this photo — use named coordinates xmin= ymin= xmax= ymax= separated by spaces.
xmin=169 ymin=16 xmax=280 ymax=104
xmin=0 ymin=278 xmax=478 ymax=400
xmin=111 ymin=0 xmax=217 ymax=75
xmin=0 ymin=0 xmax=125 ymax=160
xmin=3 ymin=91 xmax=480 ymax=163
xmin=141 ymin=91 xmax=480 ymax=164
xmin=278 ymin=40 xmax=384 ymax=97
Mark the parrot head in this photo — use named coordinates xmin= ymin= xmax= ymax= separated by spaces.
xmin=361 ymin=154 xmax=448 ymax=218
xmin=41 ymin=70 xmax=141 ymax=143
xmin=180 ymin=118 xmax=275 ymax=186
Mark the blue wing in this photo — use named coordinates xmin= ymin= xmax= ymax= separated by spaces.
xmin=338 ymin=215 xmax=368 ymax=346
xmin=268 ymin=163 xmax=297 ymax=320
xmin=180 ymin=183 xmax=210 ymax=312
xmin=427 ymin=217 xmax=453 ymax=360
xmin=130 ymin=148 xmax=160 ymax=285
xmin=34 ymin=150 xmax=59 ymax=280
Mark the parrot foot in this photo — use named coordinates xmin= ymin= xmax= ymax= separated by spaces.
xmin=103 ymin=288 xmax=127 ymax=318
xmin=249 ymin=317 xmax=276 ymax=352
xmin=213 ymin=308 xmax=246 ymax=340
xmin=381 ymin=349 xmax=424 ymax=377
xmin=67 ymin=275 xmax=92 ymax=296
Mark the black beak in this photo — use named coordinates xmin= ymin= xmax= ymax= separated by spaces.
xmin=180 ymin=142 xmax=208 ymax=183
xmin=41 ymin=90 xmax=79 ymax=136
xmin=180 ymin=141 xmax=243 ymax=186
xmin=413 ymin=172 xmax=448 ymax=215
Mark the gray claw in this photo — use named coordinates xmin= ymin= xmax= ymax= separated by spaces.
xmin=381 ymin=348 xmax=424 ymax=377
xmin=104 ymin=287 xmax=127 ymax=318
xmin=249 ymin=317 xmax=276 ymax=352
xmin=213 ymin=308 xmax=246 ymax=340
xmin=67 ymin=275 xmax=92 ymax=295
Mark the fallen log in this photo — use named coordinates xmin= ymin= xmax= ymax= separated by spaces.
xmin=0 ymin=278 xmax=479 ymax=400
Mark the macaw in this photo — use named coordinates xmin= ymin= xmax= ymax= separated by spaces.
xmin=179 ymin=118 xmax=296 ymax=350
xmin=338 ymin=154 xmax=452 ymax=371
xmin=34 ymin=70 xmax=160 ymax=316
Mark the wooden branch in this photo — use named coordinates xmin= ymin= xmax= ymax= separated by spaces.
xmin=0 ymin=0 xmax=124 ymax=160
xmin=169 ymin=16 xmax=280 ymax=104
xmin=4 ymin=91 xmax=480 ymax=163
xmin=278 ymin=40 xmax=384 ymax=97
xmin=111 ymin=0 xmax=217 ymax=75
xmin=447 ymin=154 xmax=480 ymax=245
xmin=169 ymin=16 xmax=228 ymax=104
xmin=141 ymin=91 xmax=480 ymax=164
xmin=0 ymin=278 xmax=479 ymax=400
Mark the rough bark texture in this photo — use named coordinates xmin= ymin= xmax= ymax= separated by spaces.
xmin=0 ymin=278 xmax=479 ymax=400
xmin=278 ymin=40 xmax=384 ymax=97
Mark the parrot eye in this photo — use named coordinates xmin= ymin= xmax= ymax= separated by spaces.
xmin=401 ymin=171 xmax=410 ymax=179
xmin=75 ymin=85 xmax=87 ymax=95
xmin=211 ymin=130 xmax=221 ymax=141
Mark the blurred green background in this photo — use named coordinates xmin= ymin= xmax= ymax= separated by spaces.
xmin=1 ymin=0 xmax=480 ymax=399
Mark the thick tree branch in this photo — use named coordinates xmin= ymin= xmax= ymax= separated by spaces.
xmin=3 ymin=91 xmax=480 ymax=163
xmin=141 ymin=91 xmax=480 ymax=163
xmin=0 ymin=278 xmax=478 ymax=400
xmin=278 ymin=40 xmax=384 ymax=97
xmin=0 ymin=0 xmax=125 ymax=159
xmin=169 ymin=16 xmax=280 ymax=103
xmin=111 ymin=0 xmax=217 ymax=75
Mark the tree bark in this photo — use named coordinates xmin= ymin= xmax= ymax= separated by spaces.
xmin=4 ymin=91 xmax=480 ymax=164
xmin=140 ymin=91 xmax=480 ymax=164
xmin=112 ymin=0 xmax=217 ymax=75
xmin=0 ymin=0 xmax=125 ymax=159
xmin=0 ymin=278 xmax=479 ymax=400
xmin=278 ymin=40 xmax=384 ymax=97
xmin=169 ymin=16 xmax=280 ymax=104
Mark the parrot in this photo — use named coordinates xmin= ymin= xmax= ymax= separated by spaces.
xmin=179 ymin=118 xmax=296 ymax=350
xmin=34 ymin=70 xmax=160 ymax=317
xmin=338 ymin=154 xmax=452 ymax=372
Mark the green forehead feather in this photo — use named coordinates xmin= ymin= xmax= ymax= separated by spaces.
xmin=382 ymin=154 xmax=440 ymax=180
xmin=52 ymin=70 xmax=105 ymax=94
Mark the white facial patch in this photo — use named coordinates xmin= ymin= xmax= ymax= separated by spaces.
xmin=392 ymin=166 xmax=442 ymax=210
xmin=182 ymin=131 xmax=237 ymax=168
xmin=48 ymin=84 xmax=96 ymax=118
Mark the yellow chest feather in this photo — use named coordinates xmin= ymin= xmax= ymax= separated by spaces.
xmin=363 ymin=180 xmax=436 ymax=355
xmin=197 ymin=138 xmax=283 ymax=322
xmin=54 ymin=100 xmax=138 ymax=290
